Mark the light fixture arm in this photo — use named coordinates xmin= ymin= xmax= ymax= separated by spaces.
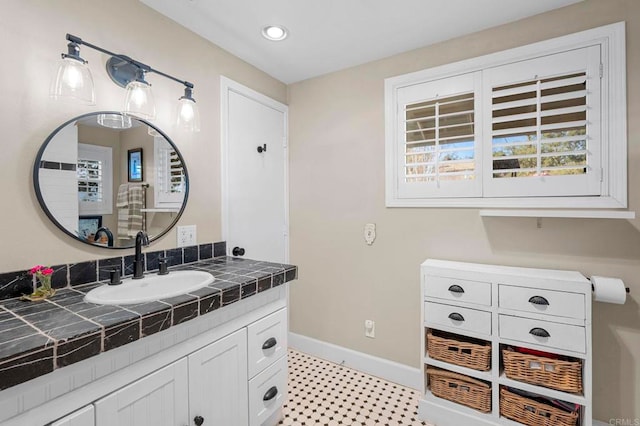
xmin=65 ymin=33 xmax=194 ymax=90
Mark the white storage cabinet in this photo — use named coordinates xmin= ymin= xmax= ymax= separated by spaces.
xmin=419 ymin=259 xmax=593 ymax=426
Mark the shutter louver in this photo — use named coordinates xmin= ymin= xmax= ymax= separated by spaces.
xmin=491 ymin=72 xmax=588 ymax=179
xmin=404 ymin=92 xmax=476 ymax=183
xmin=405 ymin=93 xmax=475 ymax=182
xmin=77 ymin=158 xmax=103 ymax=203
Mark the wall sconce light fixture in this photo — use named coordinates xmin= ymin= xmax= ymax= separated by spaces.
xmin=51 ymin=34 xmax=200 ymax=132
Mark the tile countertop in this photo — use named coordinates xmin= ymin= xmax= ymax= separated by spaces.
xmin=0 ymin=256 xmax=297 ymax=391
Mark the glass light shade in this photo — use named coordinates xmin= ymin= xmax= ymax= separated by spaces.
xmin=97 ymin=113 xmax=132 ymax=129
xmin=124 ymin=80 xmax=155 ymax=120
xmin=50 ymin=57 xmax=95 ymax=105
xmin=176 ymin=97 xmax=201 ymax=132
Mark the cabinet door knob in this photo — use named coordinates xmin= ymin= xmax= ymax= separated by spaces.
xmin=263 ymin=386 xmax=278 ymax=401
xmin=262 ymin=337 xmax=277 ymax=350
xmin=448 ymin=285 xmax=465 ymax=294
xmin=232 ymin=246 xmax=245 ymax=256
xmin=448 ymin=312 xmax=465 ymax=322
xmin=529 ymin=327 xmax=551 ymax=338
xmin=528 ymin=296 xmax=549 ymax=306
xmin=194 ymin=415 xmax=205 ymax=426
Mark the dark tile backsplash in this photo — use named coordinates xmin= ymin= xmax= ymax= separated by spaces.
xmin=213 ymin=241 xmax=226 ymax=257
xmin=0 ymin=241 xmax=227 ymax=301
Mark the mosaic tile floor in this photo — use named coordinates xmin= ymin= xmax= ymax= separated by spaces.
xmin=279 ymin=349 xmax=432 ymax=426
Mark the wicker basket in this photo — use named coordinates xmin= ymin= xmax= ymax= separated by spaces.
xmin=500 ymin=388 xmax=579 ymax=426
xmin=502 ymin=348 xmax=582 ymax=393
xmin=427 ymin=367 xmax=492 ymax=413
xmin=427 ymin=330 xmax=491 ymax=371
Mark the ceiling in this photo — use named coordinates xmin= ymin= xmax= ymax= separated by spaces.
xmin=140 ymin=0 xmax=582 ymax=84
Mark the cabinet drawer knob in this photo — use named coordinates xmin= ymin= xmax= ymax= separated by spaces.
xmin=448 ymin=312 xmax=465 ymax=322
xmin=194 ymin=415 xmax=205 ymax=426
xmin=528 ymin=296 xmax=550 ymax=306
xmin=263 ymin=385 xmax=278 ymax=401
xmin=262 ymin=337 xmax=278 ymax=350
xmin=529 ymin=327 xmax=551 ymax=338
xmin=448 ymin=285 xmax=465 ymax=294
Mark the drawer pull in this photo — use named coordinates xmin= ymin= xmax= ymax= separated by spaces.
xmin=193 ymin=415 xmax=204 ymax=426
xmin=529 ymin=327 xmax=551 ymax=338
xmin=448 ymin=312 xmax=465 ymax=322
xmin=263 ymin=385 xmax=278 ymax=401
xmin=448 ymin=285 xmax=465 ymax=294
xmin=262 ymin=337 xmax=277 ymax=350
xmin=528 ymin=296 xmax=550 ymax=306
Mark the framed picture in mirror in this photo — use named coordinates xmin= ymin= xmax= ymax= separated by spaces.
xmin=128 ymin=148 xmax=143 ymax=182
xmin=78 ymin=215 xmax=102 ymax=241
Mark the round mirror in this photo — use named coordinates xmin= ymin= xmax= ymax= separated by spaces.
xmin=34 ymin=112 xmax=189 ymax=249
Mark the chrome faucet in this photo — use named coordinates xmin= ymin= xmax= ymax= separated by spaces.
xmin=132 ymin=231 xmax=149 ymax=279
xmin=94 ymin=227 xmax=114 ymax=247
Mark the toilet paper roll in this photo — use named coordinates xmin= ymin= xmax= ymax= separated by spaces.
xmin=591 ymin=276 xmax=627 ymax=304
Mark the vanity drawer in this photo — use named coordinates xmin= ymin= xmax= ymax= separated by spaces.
xmin=499 ymin=315 xmax=585 ymax=353
xmin=247 ymin=308 xmax=287 ymax=378
xmin=248 ymin=355 xmax=287 ymax=426
xmin=425 ymin=276 xmax=492 ymax=306
xmin=499 ymin=285 xmax=585 ymax=319
xmin=424 ymin=302 xmax=492 ymax=336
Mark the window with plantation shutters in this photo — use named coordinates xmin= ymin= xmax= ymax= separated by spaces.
xmin=385 ymin=22 xmax=626 ymax=209
xmin=483 ymin=46 xmax=602 ymax=198
xmin=396 ymin=72 xmax=482 ymax=199
xmin=154 ymin=137 xmax=186 ymax=209
xmin=78 ymin=143 xmax=113 ymax=215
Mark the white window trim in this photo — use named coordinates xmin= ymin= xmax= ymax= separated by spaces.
xmin=385 ymin=22 xmax=627 ymax=209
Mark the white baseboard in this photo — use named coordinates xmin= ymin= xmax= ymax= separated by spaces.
xmin=288 ymin=332 xmax=422 ymax=390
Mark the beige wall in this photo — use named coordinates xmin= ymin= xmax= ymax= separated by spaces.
xmin=288 ymin=0 xmax=640 ymax=420
xmin=0 ymin=0 xmax=286 ymax=268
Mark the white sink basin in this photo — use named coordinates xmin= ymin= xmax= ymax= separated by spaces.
xmin=84 ymin=270 xmax=214 ymax=305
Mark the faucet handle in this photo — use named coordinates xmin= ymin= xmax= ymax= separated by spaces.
xmin=109 ymin=269 xmax=122 ymax=285
xmin=158 ymin=257 xmax=169 ymax=276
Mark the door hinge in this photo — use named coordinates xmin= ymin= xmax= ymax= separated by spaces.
xmin=600 ymin=168 xmax=604 ymax=183
xmin=599 ymin=63 xmax=604 ymax=79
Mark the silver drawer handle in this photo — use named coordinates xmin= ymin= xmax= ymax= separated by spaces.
xmin=448 ymin=312 xmax=465 ymax=322
xmin=529 ymin=327 xmax=550 ymax=338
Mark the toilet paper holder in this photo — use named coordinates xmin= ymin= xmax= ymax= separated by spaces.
xmin=591 ymin=283 xmax=630 ymax=293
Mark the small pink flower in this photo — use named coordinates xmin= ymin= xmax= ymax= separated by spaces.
xmin=41 ymin=268 xmax=54 ymax=276
xmin=29 ymin=265 xmax=44 ymax=274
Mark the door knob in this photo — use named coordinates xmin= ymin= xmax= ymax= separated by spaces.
xmin=232 ymin=246 xmax=245 ymax=256
xmin=194 ymin=415 xmax=204 ymax=426
xmin=257 ymin=144 xmax=267 ymax=153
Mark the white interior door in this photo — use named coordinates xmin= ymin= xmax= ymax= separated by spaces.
xmin=221 ymin=77 xmax=289 ymax=263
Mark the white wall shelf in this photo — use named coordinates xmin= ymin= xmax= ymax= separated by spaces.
xmin=479 ymin=209 xmax=635 ymax=219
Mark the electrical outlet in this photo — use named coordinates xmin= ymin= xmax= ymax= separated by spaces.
xmin=365 ymin=319 xmax=375 ymax=338
xmin=177 ymin=225 xmax=197 ymax=247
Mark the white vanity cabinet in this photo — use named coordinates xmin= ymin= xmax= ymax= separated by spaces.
xmin=419 ymin=259 xmax=593 ymax=426
xmin=2 ymin=288 xmax=289 ymax=426
xmin=94 ymin=328 xmax=250 ymax=426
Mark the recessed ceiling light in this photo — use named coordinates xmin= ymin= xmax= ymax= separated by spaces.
xmin=262 ymin=25 xmax=288 ymax=41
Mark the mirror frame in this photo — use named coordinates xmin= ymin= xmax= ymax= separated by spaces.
xmin=33 ymin=111 xmax=190 ymax=249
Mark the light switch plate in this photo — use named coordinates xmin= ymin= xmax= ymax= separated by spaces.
xmin=177 ymin=225 xmax=196 ymax=247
